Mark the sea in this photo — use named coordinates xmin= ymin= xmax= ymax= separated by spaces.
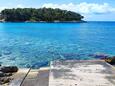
xmin=0 ymin=22 xmax=115 ymax=68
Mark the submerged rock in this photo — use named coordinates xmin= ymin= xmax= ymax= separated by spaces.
xmin=25 ymin=64 xmax=31 ymax=68
xmin=32 ymin=61 xmax=49 ymax=69
xmin=3 ymin=50 xmax=12 ymax=55
xmin=88 ymin=54 xmax=108 ymax=59
xmin=61 ymin=53 xmax=81 ymax=60
xmin=0 ymin=54 xmax=2 ymax=57
xmin=0 ymin=66 xmax=18 ymax=73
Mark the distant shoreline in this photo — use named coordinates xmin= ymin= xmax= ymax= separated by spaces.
xmin=1 ymin=21 xmax=115 ymax=23
xmin=0 ymin=20 xmax=86 ymax=23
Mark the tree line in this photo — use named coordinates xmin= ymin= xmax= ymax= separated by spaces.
xmin=0 ymin=8 xmax=84 ymax=22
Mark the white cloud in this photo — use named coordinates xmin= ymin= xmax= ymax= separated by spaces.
xmin=17 ymin=4 xmax=24 ymax=8
xmin=42 ymin=2 xmax=115 ymax=14
xmin=1 ymin=2 xmax=115 ymax=15
xmin=0 ymin=4 xmax=24 ymax=12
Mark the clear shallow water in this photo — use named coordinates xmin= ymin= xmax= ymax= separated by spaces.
xmin=0 ymin=22 xmax=115 ymax=68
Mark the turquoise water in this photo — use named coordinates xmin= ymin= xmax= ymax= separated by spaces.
xmin=0 ymin=22 xmax=115 ymax=68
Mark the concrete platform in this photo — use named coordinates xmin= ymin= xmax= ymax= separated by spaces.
xmin=49 ymin=60 xmax=115 ymax=86
xmin=9 ymin=67 xmax=49 ymax=86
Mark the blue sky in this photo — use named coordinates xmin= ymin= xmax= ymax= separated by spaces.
xmin=0 ymin=0 xmax=115 ymax=21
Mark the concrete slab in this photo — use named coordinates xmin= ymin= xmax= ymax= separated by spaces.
xmin=49 ymin=60 xmax=115 ymax=86
xmin=9 ymin=67 xmax=49 ymax=86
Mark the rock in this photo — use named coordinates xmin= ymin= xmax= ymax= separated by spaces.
xmin=4 ymin=73 xmax=12 ymax=77
xmin=105 ymin=56 xmax=115 ymax=65
xmin=0 ymin=72 xmax=5 ymax=77
xmin=0 ymin=72 xmax=12 ymax=77
xmin=0 ymin=77 xmax=12 ymax=84
xmin=0 ymin=66 xmax=18 ymax=73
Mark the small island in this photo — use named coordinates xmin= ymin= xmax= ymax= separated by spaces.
xmin=0 ymin=8 xmax=84 ymax=22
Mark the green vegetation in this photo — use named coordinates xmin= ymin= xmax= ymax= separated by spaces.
xmin=0 ymin=8 xmax=84 ymax=22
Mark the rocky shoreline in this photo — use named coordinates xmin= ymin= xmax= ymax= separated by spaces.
xmin=0 ymin=55 xmax=114 ymax=85
xmin=0 ymin=65 xmax=18 ymax=85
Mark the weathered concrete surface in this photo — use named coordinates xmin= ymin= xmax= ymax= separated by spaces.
xmin=49 ymin=60 xmax=115 ymax=86
xmin=9 ymin=67 xmax=49 ymax=86
xmin=21 ymin=68 xmax=49 ymax=86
